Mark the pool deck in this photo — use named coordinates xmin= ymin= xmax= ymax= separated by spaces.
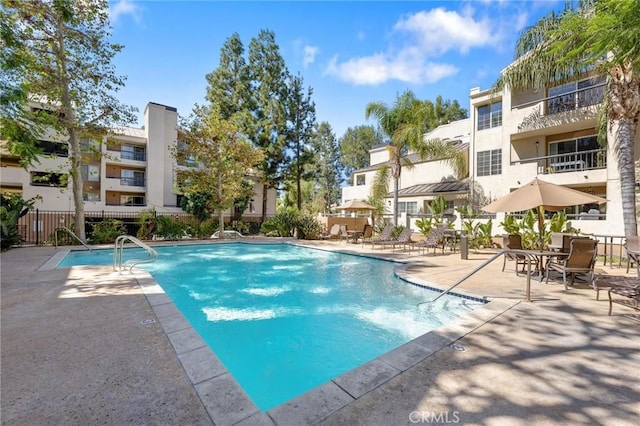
xmin=1 ymin=238 xmax=639 ymax=425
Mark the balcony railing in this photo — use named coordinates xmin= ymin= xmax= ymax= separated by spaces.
xmin=514 ymin=148 xmax=606 ymax=174
xmin=547 ymin=84 xmax=605 ymax=115
xmin=515 ymin=83 xmax=606 ymax=132
xmin=107 ymin=176 xmax=146 ymax=187
xmin=121 ymin=151 xmax=146 ymax=161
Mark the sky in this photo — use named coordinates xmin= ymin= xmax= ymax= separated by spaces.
xmin=107 ymin=0 xmax=562 ymax=138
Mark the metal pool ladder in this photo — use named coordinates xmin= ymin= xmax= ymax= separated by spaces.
xmin=417 ymin=249 xmax=542 ymax=308
xmin=113 ymin=235 xmax=158 ymax=273
xmin=54 ymin=227 xmax=92 ymax=251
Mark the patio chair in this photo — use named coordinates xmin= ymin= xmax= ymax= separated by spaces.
xmin=545 ymin=238 xmax=599 ymax=290
xmin=360 ymin=224 xmax=373 ymax=246
xmin=624 ymin=236 xmax=640 ymax=277
xmin=379 ymin=227 xmax=415 ymax=252
xmin=337 ymin=224 xmax=349 ymax=243
xmin=502 ymin=234 xmax=533 ymax=276
xmin=415 ymin=226 xmax=445 ymax=255
xmin=369 ymin=224 xmax=395 ymax=249
xmin=320 ymin=224 xmax=341 ymax=240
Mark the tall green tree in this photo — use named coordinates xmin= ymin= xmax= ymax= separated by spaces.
xmin=247 ymin=29 xmax=290 ymax=222
xmin=497 ymin=0 xmax=639 ymax=236
xmin=433 ymin=95 xmax=469 ymax=126
xmin=1 ymin=0 xmax=136 ymax=241
xmin=285 ymin=72 xmax=316 ymax=210
xmin=339 ymin=125 xmax=384 ymax=182
xmin=204 ymin=32 xmax=250 ymax=125
xmin=311 ymin=121 xmax=344 ymax=212
xmin=175 ymin=105 xmax=263 ymax=236
xmin=366 ymin=91 xmax=466 ymax=225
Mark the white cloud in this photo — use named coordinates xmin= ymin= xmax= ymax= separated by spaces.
xmin=325 ymin=52 xmax=458 ymax=86
xmin=394 ymin=8 xmax=499 ymax=55
xmin=325 ymin=7 xmax=497 ymax=86
xmin=303 ymin=45 xmax=319 ymax=68
xmin=109 ymin=0 xmax=142 ymax=25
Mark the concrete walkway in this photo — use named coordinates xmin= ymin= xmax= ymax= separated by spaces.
xmin=1 ymin=241 xmax=638 ymax=425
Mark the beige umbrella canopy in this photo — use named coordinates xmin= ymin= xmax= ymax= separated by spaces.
xmin=483 ymin=177 xmax=607 ymax=241
xmin=335 ymin=200 xmax=376 ymax=211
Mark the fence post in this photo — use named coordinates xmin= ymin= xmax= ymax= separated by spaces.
xmin=35 ymin=209 xmax=40 ymax=246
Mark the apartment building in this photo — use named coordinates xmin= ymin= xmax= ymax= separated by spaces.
xmin=1 ymin=101 xmax=276 ymax=220
xmin=341 ymin=118 xmax=471 ymax=226
xmin=342 ymin=72 xmax=639 ymax=236
xmin=470 ymin=72 xmax=639 ymax=236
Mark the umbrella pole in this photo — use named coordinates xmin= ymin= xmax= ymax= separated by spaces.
xmin=537 ymin=206 xmax=545 ymax=250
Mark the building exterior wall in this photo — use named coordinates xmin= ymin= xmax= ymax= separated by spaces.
xmin=1 ymin=101 xmax=276 ymax=223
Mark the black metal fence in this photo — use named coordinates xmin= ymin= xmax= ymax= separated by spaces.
xmin=16 ymin=210 xmax=264 ymax=246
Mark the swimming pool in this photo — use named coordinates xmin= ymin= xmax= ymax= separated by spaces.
xmin=59 ymin=243 xmax=483 ymax=411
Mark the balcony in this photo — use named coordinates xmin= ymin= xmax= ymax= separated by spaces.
xmin=515 ymin=83 xmax=605 ymax=134
xmin=105 ymin=176 xmax=146 ymax=192
xmin=513 ymin=148 xmax=607 ymax=175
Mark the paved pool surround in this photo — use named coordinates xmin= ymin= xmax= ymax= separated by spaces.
xmin=1 ymin=239 xmax=638 ymax=425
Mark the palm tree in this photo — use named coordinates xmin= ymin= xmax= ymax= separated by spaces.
xmin=365 ymin=91 xmax=466 ymax=225
xmin=497 ymin=0 xmax=640 ymax=236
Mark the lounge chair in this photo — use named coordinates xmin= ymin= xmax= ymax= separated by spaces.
xmin=545 ymin=238 xmax=598 ymax=290
xmin=415 ymin=226 xmax=445 ymax=255
xmin=379 ymin=227 xmax=414 ymax=252
xmin=320 ymin=224 xmax=341 ymax=240
xmin=369 ymin=224 xmax=394 ymax=249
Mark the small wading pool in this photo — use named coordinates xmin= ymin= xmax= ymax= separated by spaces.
xmin=59 ymin=243 xmax=484 ymax=411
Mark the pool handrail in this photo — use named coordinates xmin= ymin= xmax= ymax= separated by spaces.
xmin=113 ymin=235 xmax=158 ymax=273
xmin=54 ymin=227 xmax=92 ymax=251
xmin=417 ymin=249 xmax=542 ymax=307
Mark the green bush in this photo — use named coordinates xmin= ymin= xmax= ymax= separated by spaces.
xmin=200 ymin=218 xmax=220 ymax=238
xmin=0 ymin=193 xmax=38 ymax=250
xmin=295 ymin=216 xmax=322 ymax=240
xmin=261 ymin=208 xmax=300 ymax=237
xmin=155 ymin=215 xmax=185 ymax=240
xmin=88 ymin=219 xmax=127 ymax=244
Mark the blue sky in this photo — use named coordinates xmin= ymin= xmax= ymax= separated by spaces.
xmin=108 ymin=0 xmax=561 ymax=138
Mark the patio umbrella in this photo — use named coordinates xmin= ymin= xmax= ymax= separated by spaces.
xmin=335 ymin=200 xmax=376 ymax=211
xmin=482 ymin=177 xmax=606 ymax=244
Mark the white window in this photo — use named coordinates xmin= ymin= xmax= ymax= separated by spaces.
xmin=477 ymin=149 xmax=502 ymax=176
xmin=398 ymin=201 xmax=418 ymax=215
xmin=477 ymin=102 xmax=502 ymax=130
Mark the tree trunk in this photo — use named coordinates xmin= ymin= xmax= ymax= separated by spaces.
xmin=218 ymin=164 xmax=224 ymax=238
xmin=261 ymin=183 xmax=268 ymax=222
xmin=56 ymin=14 xmax=85 ymax=242
xmin=616 ymin=117 xmax=637 ymax=236
xmin=392 ymin=176 xmax=399 ymax=226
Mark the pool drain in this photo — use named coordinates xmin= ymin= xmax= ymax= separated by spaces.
xmin=450 ymin=343 xmax=468 ymax=352
xmin=141 ymin=318 xmax=156 ymax=325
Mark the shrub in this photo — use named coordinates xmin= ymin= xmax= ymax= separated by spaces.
xmin=261 ymin=208 xmax=300 ymax=237
xmin=295 ymin=216 xmax=322 ymax=240
xmin=1 ymin=194 xmax=39 ymax=250
xmin=155 ymin=215 xmax=185 ymax=240
xmin=88 ymin=219 xmax=127 ymax=244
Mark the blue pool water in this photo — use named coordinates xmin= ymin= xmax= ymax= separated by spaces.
xmin=59 ymin=243 xmax=482 ymax=410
